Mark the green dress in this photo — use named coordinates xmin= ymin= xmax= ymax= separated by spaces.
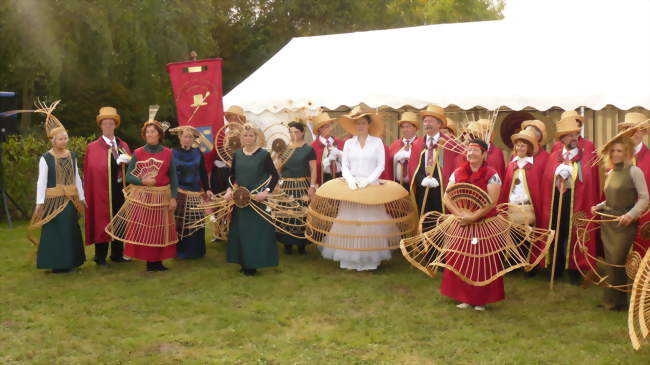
xmin=227 ymin=148 xmax=280 ymax=269
xmin=36 ymin=152 xmax=85 ymax=270
xmin=277 ymin=144 xmax=316 ymax=246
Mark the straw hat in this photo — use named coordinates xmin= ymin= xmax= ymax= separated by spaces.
xmin=339 ymin=105 xmax=385 ymax=137
xmin=511 ymin=128 xmax=539 ymax=155
xmin=561 ymin=110 xmax=584 ymax=125
xmin=224 ymin=105 xmax=247 ymax=123
xmin=555 ymin=116 xmax=581 ymax=139
xmin=445 ymin=117 xmax=458 ymax=136
xmin=600 ymin=124 xmax=642 ymax=158
xmin=169 ymin=125 xmax=200 ymax=138
xmin=96 ymin=106 xmax=121 ymax=127
xmin=520 ymin=119 xmax=548 ymax=145
xmin=618 ymin=112 xmax=650 ymax=131
xmin=464 ymin=121 xmax=482 ymax=138
xmin=397 ymin=111 xmax=419 ymax=130
xmin=312 ymin=112 xmax=339 ymax=134
xmin=420 ymin=105 xmax=447 ymax=127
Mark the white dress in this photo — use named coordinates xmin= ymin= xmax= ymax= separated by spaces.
xmin=319 ymin=135 xmax=397 ymax=271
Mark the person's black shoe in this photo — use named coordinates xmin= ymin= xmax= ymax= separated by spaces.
xmin=156 ymin=262 xmax=169 ymax=271
xmin=284 ymin=245 xmax=293 ymax=255
xmin=568 ymin=270 xmax=582 ymax=286
xmin=95 ymin=260 xmax=108 ymax=267
xmin=110 ymin=257 xmax=130 ymax=263
xmin=146 ymin=262 xmax=158 ymax=272
xmin=298 ymin=245 xmax=307 ymax=255
xmin=51 ymin=268 xmax=71 ymax=274
xmin=244 ymin=269 xmax=257 ymax=276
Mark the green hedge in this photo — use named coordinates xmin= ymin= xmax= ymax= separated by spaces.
xmin=0 ymin=134 xmax=96 ymax=218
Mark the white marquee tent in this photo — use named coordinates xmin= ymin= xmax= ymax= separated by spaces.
xmin=224 ymin=0 xmax=650 ymax=122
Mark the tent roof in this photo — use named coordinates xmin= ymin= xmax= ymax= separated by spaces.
xmin=224 ymin=0 xmax=650 ymax=113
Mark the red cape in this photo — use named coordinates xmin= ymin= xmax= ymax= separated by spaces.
xmin=486 ymin=143 xmax=505 ymax=179
xmin=632 ymin=144 xmax=650 ymax=257
xmin=310 ymin=137 xmax=344 ymax=185
xmin=538 ymin=146 xmax=600 ymax=270
xmin=551 ymin=136 xmax=595 ymax=156
xmin=389 ymin=139 xmax=409 ymax=183
xmin=83 ymin=137 xmax=131 ymax=245
xmin=380 ymin=143 xmax=393 ymax=180
xmin=407 ymin=133 xmax=459 ymax=188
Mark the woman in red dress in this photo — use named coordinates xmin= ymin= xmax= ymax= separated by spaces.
xmin=106 ymin=119 xmax=178 ymax=272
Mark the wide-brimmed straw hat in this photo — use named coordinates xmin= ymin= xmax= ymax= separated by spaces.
xmin=312 ymin=112 xmax=339 ymax=134
xmin=555 ymin=116 xmax=581 ymax=139
xmin=224 ymin=105 xmax=247 ymax=123
xmin=521 ymin=119 xmax=548 ymax=145
xmin=397 ymin=111 xmax=419 ymax=130
xmin=96 ymin=106 xmax=121 ymax=127
xmin=618 ymin=112 xmax=650 ymax=132
xmin=339 ymin=105 xmax=385 ymax=137
xmin=511 ymin=128 xmax=539 ymax=155
xmin=419 ymin=105 xmax=447 ymax=127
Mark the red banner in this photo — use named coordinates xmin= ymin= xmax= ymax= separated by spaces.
xmin=166 ymin=58 xmax=224 ymax=152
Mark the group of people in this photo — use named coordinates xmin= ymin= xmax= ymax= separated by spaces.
xmin=30 ymin=101 xmax=650 ymax=313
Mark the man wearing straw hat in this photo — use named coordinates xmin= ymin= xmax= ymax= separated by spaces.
xmin=539 ymin=116 xmax=600 ymax=286
xmin=310 ymin=112 xmax=344 ymax=185
xmin=408 ymin=105 xmax=459 ymax=221
xmin=551 ymin=110 xmax=595 ymax=157
xmin=389 ymin=111 xmax=419 ymax=189
xmin=83 ymin=106 xmax=132 ymax=266
xmin=519 ymin=119 xmax=550 ymax=169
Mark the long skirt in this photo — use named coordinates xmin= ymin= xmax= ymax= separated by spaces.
xmin=176 ymin=228 xmax=206 ymax=259
xmin=600 ymin=220 xmax=636 ymax=307
xmin=320 ymin=201 xmax=396 ymax=271
xmin=227 ymin=206 xmax=278 ymax=269
xmin=36 ymin=202 xmax=85 ymax=270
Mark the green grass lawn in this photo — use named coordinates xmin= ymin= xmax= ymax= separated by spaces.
xmin=1 ymin=221 xmax=649 ymax=364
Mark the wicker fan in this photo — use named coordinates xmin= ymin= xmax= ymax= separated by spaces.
xmin=130 ymin=157 xmax=163 ymax=180
xmin=574 ymin=211 xmax=649 ymax=292
xmin=629 ymin=249 xmax=650 ymax=350
xmin=400 ymin=183 xmax=554 ymax=285
xmin=214 ymin=123 xmax=245 ymax=167
xmin=263 ymin=123 xmax=294 ymax=169
xmin=191 ymin=177 xmax=307 ymax=238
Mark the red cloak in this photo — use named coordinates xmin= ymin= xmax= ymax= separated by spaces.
xmin=486 ymin=142 xmax=505 ymax=179
xmin=440 ymin=163 xmax=505 ymax=306
xmin=551 ymin=136 xmax=595 ymax=157
xmin=632 ymin=144 xmax=650 ymax=257
xmin=83 ymin=137 xmax=131 ymax=245
xmin=407 ymin=133 xmax=459 ymax=189
xmin=310 ymin=137 xmax=344 ymax=185
xmin=389 ymin=138 xmax=414 ymax=184
xmin=538 ymin=146 xmax=600 ymax=270
xmin=380 ymin=143 xmax=393 ymax=181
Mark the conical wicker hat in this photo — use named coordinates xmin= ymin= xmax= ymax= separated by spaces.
xmin=511 ymin=128 xmax=539 ymax=155
xmin=169 ymin=125 xmax=200 ymax=138
xmin=420 ymin=105 xmax=447 ymax=127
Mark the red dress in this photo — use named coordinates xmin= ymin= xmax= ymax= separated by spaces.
xmin=123 ymin=146 xmax=177 ymax=261
xmin=440 ymin=163 xmax=505 ymax=306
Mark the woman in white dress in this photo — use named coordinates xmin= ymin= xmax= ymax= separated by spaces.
xmin=315 ymin=106 xmax=414 ymax=271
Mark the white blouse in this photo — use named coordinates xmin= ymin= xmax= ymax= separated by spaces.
xmin=508 ymin=156 xmax=534 ymax=205
xmin=36 ymin=155 xmax=85 ymax=204
xmin=342 ymin=135 xmax=385 ymax=184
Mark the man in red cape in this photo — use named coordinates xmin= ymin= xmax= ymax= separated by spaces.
xmin=83 ymin=107 xmax=132 ymax=265
xmin=519 ymin=119 xmax=550 ymax=169
xmin=539 ymin=116 xmax=599 ymax=285
xmin=310 ymin=112 xmax=344 ymax=185
xmin=408 ymin=105 xmax=459 ymax=220
xmin=389 ymin=111 xmax=419 ymax=189
xmin=551 ymin=110 xmax=596 ymax=157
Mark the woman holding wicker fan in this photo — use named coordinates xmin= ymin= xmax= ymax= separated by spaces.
xmin=170 ymin=125 xmax=211 ymax=259
xmin=591 ymin=134 xmax=648 ymax=311
xmin=106 ymin=109 xmax=179 ymax=272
